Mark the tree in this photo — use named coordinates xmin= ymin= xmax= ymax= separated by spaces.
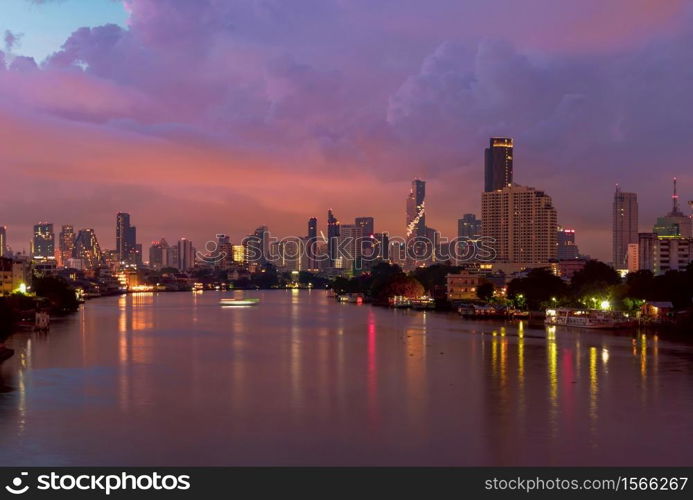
xmin=476 ymin=281 xmax=494 ymax=301
xmin=507 ymin=267 xmax=566 ymax=310
xmin=411 ymin=264 xmax=459 ymax=294
xmin=379 ymin=275 xmax=424 ymax=300
xmin=570 ymin=260 xmax=620 ymax=300
xmin=32 ymin=276 xmax=79 ymax=315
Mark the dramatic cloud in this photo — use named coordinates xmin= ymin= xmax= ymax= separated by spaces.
xmin=1 ymin=0 xmax=692 ymax=259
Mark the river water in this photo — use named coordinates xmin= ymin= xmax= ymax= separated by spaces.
xmin=1 ymin=290 xmax=691 ymax=466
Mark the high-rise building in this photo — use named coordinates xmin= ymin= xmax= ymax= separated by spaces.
xmin=327 ymin=210 xmax=340 ymax=267
xmin=337 ymin=224 xmax=365 ymax=272
xmin=116 ymin=212 xmax=138 ymax=265
xmin=406 ymin=179 xmax=426 ymax=238
xmin=307 ymin=217 xmax=318 ymax=271
xmin=481 ymin=184 xmax=557 ymax=265
xmin=58 ymin=225 xmax=75 ymax=268
xmin=73 ymin=228 xmax=102 ymax=270
xmin=32 ymin=222 xmax=55 ymax=261
xmin=0 ymin=226 xmax=7 ymax=257
xmin=612 ymin=187 xmax=639 ymax=270
xmin=232 ymin=245 xmax=245 ymax=264
xmin=457 ymin=213 xmax=481 ymax=240
xmin=215 ymin=234 xmax=233 ymax=269
xmin=638 ymin=232 xmax=692 ymax=275
xmin=177 ymin=238 xmax=195 ymax=272
xmin=484 ymin=137 xmax=513 ymax=192
xmin=653 ymin=178 xmax=692 ymax=238
xmin=556 ymin=226 xmax=580 ymax=260
xmin=373 ymin=232 xmax=390 ymax=261
xmin=355 ymin=217 xmax=374 ymax=237
xmin=149 ymin=240 xmax=165 ymax=270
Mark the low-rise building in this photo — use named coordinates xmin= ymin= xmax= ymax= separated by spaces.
xmin=446 ymin=272 xmax=481 ymax=301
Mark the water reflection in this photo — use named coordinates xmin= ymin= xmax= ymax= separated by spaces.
xmin=0 ymin=291 xmax=691 ymax=466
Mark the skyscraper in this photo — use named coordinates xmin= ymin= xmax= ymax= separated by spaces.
xmin=73 ymin=228 xmax=102 ymax=270
xmin=484 ymin=137 xmax=513 ymax=192
xmin=406 ymin=179 xmax=426 ymax=238
xmin=177 ymin=238 xmax=195 ymax=271
xmin=58 ymin=225 xmax=75 ymax=267
xmin=327 ymin=209 xmax=340 ymax=267
xmin=307 ymin=217 xmax=318 ymax=271
xmin=337 ymin=224 xmax=365 ymax=272
xmin=556 ymin=226 xmax=579 ymax=260
xmin=116 ymin=212 xmax=137 ymax=265
xmin=481 ymin=185 xmax=557 ymax=265
xmin=149 ymin=240 xmax=165 ymax=270
xmin=0 ymin=226 xmax=7 ymax=257
xmin=215 ymin=234 xmax=233 ymax=269
xmin=653 ymin=178 xmax=692 ymax=238
xmin=612 ymin=186 xmax=639 ymax=270
xmin=32 ymin=222 xmax=55 ymax=261
xmin=355 ymin=217 xmax=374 ymax=237
xmin=457 ymin=213 xmax=481 ymax=239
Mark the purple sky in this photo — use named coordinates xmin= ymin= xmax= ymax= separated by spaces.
xmin=1 ymin=0 xmax=692 ymax=261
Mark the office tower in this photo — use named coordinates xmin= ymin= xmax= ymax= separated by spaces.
xmin=327 ymin=209 xmax=340 ymax=267
xmin=57 ymin=225 xmax=75 ymax=268
xmin=307 ymin=217 xmax=318 ymax=271
xmin=73 ymin=228 xmax=102 ymax=270
xmin=484 ymin=137 xmax=513 ymax=192
xmin=115 ymin=212 xmax=138 ymax=265
xmin=373 ymin=232 xmax=390 ymax=261
xmin=165 ymin=242 xmax=178 ymax=270
xmin=457 ymin=213 xmax=481 ymax=239
xmin=149 ymin=240 xmax=165 ymax=270
xmin=612 ymin=186 xmax=639 ymax=270
xmin=638 ymin=232 xmax=692 ymax=275
xmin=232 ymin=245 xmax=245 ymax=264
xmin=0 ymin=226 xmax=6 ymax=257
xmin=481 ymin=184 xmax=557 ymax=265
xmin=32 ymin=222 xmax=55 ymax=260
xmin=627 ymin=243 xmax=639 ymax=273
xmin=215 ymin=234 xmax=233 ymax=269
xmin=556 ymin=226 xmax=579 ymax=260
xmin=406 ymin=179 xmax=426 ymax=238
xmin=177 ymin=238 xmax=195 ymax=272
xmin=653 ymin=178 xmax=692 ymax=238
xmin=355 ymin=217 xmax=374 ymax=237
xmin=337 ymin=224 xmax=365 ymax=272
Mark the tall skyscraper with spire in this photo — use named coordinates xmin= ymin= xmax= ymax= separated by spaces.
xmin=612 ymin=186 xmax=639 ymax=270
xmin=653 ymin=178 xmax=692 ymax=238
xmin=484 ymin=137 xmax=513 ymax=192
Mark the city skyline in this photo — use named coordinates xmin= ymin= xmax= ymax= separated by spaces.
xmin=1 ymin=169 xmax=691 ymax=266
xmin=2 ymin=1 xmax=693 ymax=260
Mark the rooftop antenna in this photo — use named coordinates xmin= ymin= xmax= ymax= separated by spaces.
xmin=672 ymin=177 xmax=680 ymax=214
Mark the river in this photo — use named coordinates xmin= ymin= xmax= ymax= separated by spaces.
xmin=1 ymin=290 xmax=691 ymax=466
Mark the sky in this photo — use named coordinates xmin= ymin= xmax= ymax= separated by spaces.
xmin=1 ymin=0 xmax=692 ymax=261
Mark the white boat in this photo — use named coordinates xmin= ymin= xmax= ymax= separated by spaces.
xmin=219 ymin=298 xmax=260 ymax=306
xmin=545 ymin=308 xmax=636 ymax=329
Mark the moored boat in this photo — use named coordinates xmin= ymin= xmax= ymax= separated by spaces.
xmin=545 ymin=308 xmax=636 ymax=329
